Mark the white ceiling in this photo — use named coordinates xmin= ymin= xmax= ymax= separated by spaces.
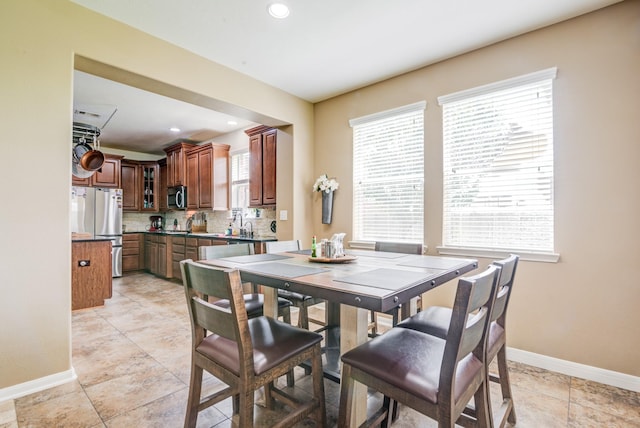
xmin=71 ymin=0 xmax=620 ymax=155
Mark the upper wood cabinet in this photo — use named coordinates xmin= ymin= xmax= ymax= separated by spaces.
xmin=72 ymin=154 xmax=123 ymax=188
xmin=246 ymin=126 xmax=277 ymax=207
xmin=158 ymin=158 xmax=168 ymax=211
xmin=163 ymin=141 xmax=196 ymax=187
xmin=121 ymin=160 xmax=160 ymax=212
xmin=185 ymin=142 xmax=230 ymax=210
xmin=120 ymin=161 xmax=140 ymax=211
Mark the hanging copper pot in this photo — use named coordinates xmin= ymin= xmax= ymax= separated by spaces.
xmin=73 ymin=134 xmax=105 ymax=172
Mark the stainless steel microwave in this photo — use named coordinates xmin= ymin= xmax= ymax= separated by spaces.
xmin=167 ymin=185 xmax=187 ymax=210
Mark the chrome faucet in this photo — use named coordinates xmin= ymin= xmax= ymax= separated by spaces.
xmin=244 ymin=221 xmax=253 ymax=237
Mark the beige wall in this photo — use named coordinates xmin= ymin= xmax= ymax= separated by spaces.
xmin=2 ymin=0 xmax=638 ymax=395
xmin=314 ymin=1 xmax=640 ymax=377
xmin=0 ymin=0 xmax=313 ymax=390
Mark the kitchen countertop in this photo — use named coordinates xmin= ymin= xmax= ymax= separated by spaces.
xmin=124 ymin=231 xmax=277 ymax=243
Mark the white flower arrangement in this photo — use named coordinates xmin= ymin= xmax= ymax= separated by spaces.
xmin=313 ymin=174 xmax=339 ymax=193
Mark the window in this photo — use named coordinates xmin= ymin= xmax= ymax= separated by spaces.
xmin=438 ymin=68 xmax=557 ymax=258
xmin=230 ymin=151 xmax=249 ymax=209
xmin=350 ymin=101 xmax=425 ymax=243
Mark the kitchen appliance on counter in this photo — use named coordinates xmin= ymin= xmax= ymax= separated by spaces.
xmin=71 ymin=186 xmax=123 ymax=277
xmin=149 ymin=215 xmax=163 ymax=231
xmin=167 ymin=185 xmax=187 ymax=210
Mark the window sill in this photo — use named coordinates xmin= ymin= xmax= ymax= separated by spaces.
xmin=436 ymin=246 xmax=560 ymax=263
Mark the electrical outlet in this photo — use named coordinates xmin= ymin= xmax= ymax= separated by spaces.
xmin=279 ymin=210 xmax=288 ymax=221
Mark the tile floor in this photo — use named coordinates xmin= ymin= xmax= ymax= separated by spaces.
xmin=2 ymin=272 xmax=639 ymax=427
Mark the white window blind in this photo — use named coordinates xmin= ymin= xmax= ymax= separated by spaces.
xmin=350 ymin=101 xmax=425 ymax=243
xmin=231 ymin=151 xmax=249 ymax=209
xmin=439 ymin=68 xmax=556 ymax=254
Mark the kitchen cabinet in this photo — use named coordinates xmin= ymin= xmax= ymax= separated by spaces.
xmin=121 ymin=160 xmax=160 ymax=212
xmin=71 ymin=240 xmax=112 ymax=310
xmin=144 ymin=234 xmax=167 ymax=277
xmin=163 ymin=141 xmax=196 ymax=187
xmin=185 ymin=142 xmax=230 ymax=210
xmin=122 ymin=233 xmax=144 ymax=272
xmin=246 ymin=126 xmax=277 ymax=207
xmin=171 ymin=235 xmax=186 ymax=281
xmin=158 ymin=158 xmax=168 ymax=211
xmin=72 ymin=154 xmax=123 ymax=188
xmin=171 ymin=236 xmax=223 ymax=281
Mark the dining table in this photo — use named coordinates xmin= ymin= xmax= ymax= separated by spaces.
xmin=198 ymin=247 xmax=477 ymax=425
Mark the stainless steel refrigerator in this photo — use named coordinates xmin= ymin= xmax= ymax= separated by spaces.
xmin=71 ymin=186 xmax=123 ymax=277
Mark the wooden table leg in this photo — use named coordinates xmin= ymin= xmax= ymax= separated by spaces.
xmin=340 ymin=304 xmax=369 ymax=426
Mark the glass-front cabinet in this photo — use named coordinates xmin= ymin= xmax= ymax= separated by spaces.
xmin=121 ymin=160 xmax=159 ymax=212
xmin=142 ymin=163 xmax=157 ymax=210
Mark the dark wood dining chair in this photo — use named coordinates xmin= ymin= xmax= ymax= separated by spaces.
xmin=338 ymin=264 xmax=500 ymax=428
xmin=180 ymin=260 xmax=326 ymax=428
xmin=369 ymin=241 xmax=423 ymax=336
xmin=398 ymin=254 xmax=520 ymax=427
xmin=199 ymin=244 xmax=296 ymax=386
xmin=265 ymin=240 xmax=327 ymax=331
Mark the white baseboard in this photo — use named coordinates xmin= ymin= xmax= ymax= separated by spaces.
xmin=507 ymin=347 xmax=640 ymax=393
xmin=0 ymin=368 xmax=77 ymax=403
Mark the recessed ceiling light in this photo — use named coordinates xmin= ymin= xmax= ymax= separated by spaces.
xmin=170 ymin=127 xmax=180 ymax=132
xmin=227 ymin=120 xmax=237 ymax=126
xmin=268 ymin=3 xmax=290 ymax=19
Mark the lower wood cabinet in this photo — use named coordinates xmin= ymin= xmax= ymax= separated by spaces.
xmin=145 ymin=234 xmax=167 ymax=278
xmin=72 ymin=240 xmax=112 ymax=310
xmin=172 ymin=236 xmax=224 ymax=281
xmin=144 ymin=234 xmax=266 ymax=280
xmin=123 ymin=233 xmax=144 ymax=272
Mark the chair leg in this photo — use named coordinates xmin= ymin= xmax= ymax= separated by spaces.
xmin=236 ymin=390 xmax=254 ymax=427
xmin=472 ymin=378 xmax=492 ymax=428
xmin=391 ymin=306 xmax=399 ymax=327
xmin=496 ymin=345 xmax=517 ymax=424
xmin=299 ymin=304 xmax=310 ymax=330
xmin=281 ymin=306 xmax=291 ymax=325
xmin=264 ymin=382 xmax=274 ymax=409
xmin=312 ymin=345 xmax=327 ymax=426
xmin=184 ymin=364 xmax=203 ymax=428
xmin=369 ymin=310 xmax=378 ymax=336
xmin=338 ymin=364 xmax=355 ymax=427
xmin=286 ymin=369 xmax=295 ymax=387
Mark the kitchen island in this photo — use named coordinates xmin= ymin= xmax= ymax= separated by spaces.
xmin=71 ymin=237 xmax=113 ymax=310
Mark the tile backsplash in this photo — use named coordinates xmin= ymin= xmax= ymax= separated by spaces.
xmin=123 ymin=207 xmax=276 ymax=236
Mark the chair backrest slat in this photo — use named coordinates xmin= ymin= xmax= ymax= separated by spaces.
xmin=374 ymin=241 xmax=423 ymax=254
xmin=265 ymin=240 xmax=301 ymax=253
xmin=199 ymin=243 xmax=254 ymax=260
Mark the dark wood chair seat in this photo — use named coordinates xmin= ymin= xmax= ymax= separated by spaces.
xmin=338 ymin=264 xmax=501 ymax=428
xmin=180 ymin=259 xmax=326 ymax=427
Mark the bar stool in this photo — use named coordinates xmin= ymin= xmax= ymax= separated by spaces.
xmin=338 ymin=264 xmax=501 ymax=428
xmin=180 ymin=260 xmax=326 ymax=427
xmin=398 ymin=254 xmax=519 ymax=426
